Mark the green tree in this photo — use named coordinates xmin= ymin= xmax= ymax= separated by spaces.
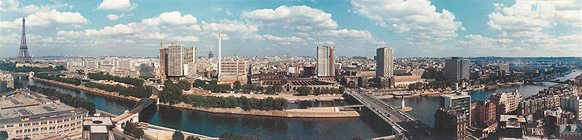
xmin=296 ymin=86 xmax=311 ymax=96
xmin=338 ymin=86 xmax=346 ymax=94
xmin=273 ymin=83 xmax=283 ymax=93
xmin=233 ymin=81 xmax=242 ymax=91
xmin=219 ymin=131 xmax=235 ymax=140
xmin=0 ymin=131 xmax=8 ymax=140
xmin=178 ymin=80 xmax=191 ymax=90
xmin=172 ymin=130 xmax=184 ymax=140
xmin=122 ymin=122 xmax=144 ymax=138
xmin=186 ymin=136 xmax=201 ymax=140
xmin=160 ymin=81 xmax=183 ymax=105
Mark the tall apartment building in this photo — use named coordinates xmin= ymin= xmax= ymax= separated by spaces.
xmin=445 ymin=57 xmax=470 ymax=81
xmin=218 ymin=61 xmax=247 ymax=83
xmin=317 ymin=46 xmax=335 ymax=77
xmin=160 ymin=46 xmax=196 ymax=78
xmin=0 ymin=92 xmax=87 ymax=139
xmin=440 ymin=92 xmax=471 ymax=125
xmin=561 ymin=96 xmax=582 ymax=120
xmin=167 ymin=45 xmax=184 ymax=77
xmin=376 ymin=47 xmax=394 ymax=78
xmin=499 ymin=64 xmax=509 ymax=72
xmin=471 ymin=100 xmax=497 ymax=128
xmin=183 ymin=47 xmax=196 ymax=77
xmin=434 ymin=107 xmax=468 ymax=139
xmin=489 ymin=90 xmax=522 ymax=116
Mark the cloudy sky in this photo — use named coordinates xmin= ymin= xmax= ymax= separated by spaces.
xmin=1 ymin=0 xmax=580 ymax=57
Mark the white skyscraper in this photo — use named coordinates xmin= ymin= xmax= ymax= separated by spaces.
xmin=317 ymin=46 xmax=335 ymax=77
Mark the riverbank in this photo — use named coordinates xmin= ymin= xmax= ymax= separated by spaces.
xmin=33 ymin=77 xmax=359 ymax=118
xmin=32 ymin=77 xmax=141 ymax=102
xmin=211 ymin=93 xmax=343 ymax=102
xmin=162 ymin=102 xmax=360 ymax=118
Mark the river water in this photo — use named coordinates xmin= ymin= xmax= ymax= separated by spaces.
xmin=384 ymin=70 xmax=581 ymax=127
xmin=20 ymin=78 xmax=386 ymax=139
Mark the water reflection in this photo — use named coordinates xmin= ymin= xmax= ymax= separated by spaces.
xmin=158 ymin=106 xmax=183 ymax=125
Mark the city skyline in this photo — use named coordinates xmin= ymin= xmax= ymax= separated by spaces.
xmin=1 ymin=0 xmax=581 ymax=58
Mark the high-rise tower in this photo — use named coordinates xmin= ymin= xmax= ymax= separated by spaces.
xmin=208 ymin=45 xmax=214 ymax=58
xmin=317 ymin=46 xmax=335 ymax=77
xmin=376 ymin=47 xmax=394 ymax=77
xmin=17 ymin=18 xmax=32 ymax=63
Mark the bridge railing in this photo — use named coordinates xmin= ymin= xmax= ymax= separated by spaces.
xmin=348 ymin=92 xmax=406 ymax=133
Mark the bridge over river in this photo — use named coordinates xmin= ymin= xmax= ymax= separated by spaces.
xmin=346 ymin=90 xmax=432 ymax=140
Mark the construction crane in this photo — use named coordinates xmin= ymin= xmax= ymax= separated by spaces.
xmin=156 ymin=39 xmax=167 ymax=50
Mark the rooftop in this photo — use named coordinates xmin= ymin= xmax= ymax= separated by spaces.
xmin=0 ymin=90 xmax=57 ymax=109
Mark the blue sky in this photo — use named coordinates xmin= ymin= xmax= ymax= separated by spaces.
xmin=1 ymin=0 xmax=580 ymax=57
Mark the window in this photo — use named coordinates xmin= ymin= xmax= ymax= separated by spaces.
xmin=0 ymin=125 xmax=4 ymax=129
xmin=32 ymin=122 xmax=39 ymax=125
xmin=64 ymin=119 xmax=69 ymax=122
xmin=16 ymin=130 xmax=22 ymax=133
xmin=41 ymin=127 xmax=47 ymax=130
xmin=7 ymin=124 xmax=14 ymax=128
xmin=49 ymin=126 xmax=55 ymax=130
xmin=41 ymin=121 xmax=47 ymax=125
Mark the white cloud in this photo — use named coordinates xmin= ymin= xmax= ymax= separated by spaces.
xmin=106 ymin=14 xmax=133 ymax=21
xmin=351 ymin=0 xmax=463 ymax=44
xmin=216 ymin=8 xmax=233 ymax=15
xmin=1 ymin=10 xmax=89 ymax=28
xmin=211 ymin=33 xmax=230 ymax=40
xmin=170 ymin=36 xmax=200 ymax=42
xmin=106 ymin=14 xmax=120 ymax=21
xmin=142 ymin=11 xmax=197 ymax=26
xmin=97 ymin=0 xmax=137 ymax=11
xmin=262 ymin=34 xmax=304 ymax=42
xmin=85 ymin=22 xmax=143 ymax=36
xmin=243 ymin=5 xmax=338 ymax=31
xmin=278 ymin=42 xmax=292 ymax=45
xmin=488 ymin=0 xmax=581 ymax=43
xmin=201 ymin=20 xmax=258 ymax=32
xmin=314 ymin=41 xmax=335 ymax=45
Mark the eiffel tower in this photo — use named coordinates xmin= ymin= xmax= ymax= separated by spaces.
xmin=17 ymin=18 xmax=33 ymax=63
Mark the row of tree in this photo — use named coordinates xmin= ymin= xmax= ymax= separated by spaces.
xmin=172 ymin=130 xmax=201 ymax=140
xmin=193 ymin=79 xmax=232 ymax=93
xmin=181 ymin=94 xmax=288 ymax=111
xmin=35 ymin=73 xmax=81 ymax=86
xmin=0 ymin=62 xmax=65 ymax=72
xmin=296 ymin=86 xmax=346 ymax=96
xmin=84 ymin=82 xmax=152 ymax=98
xmin=87 ymin=73 xmax=144 ymax=87
xmin=28 ymin=85 xmax=96 ymax=114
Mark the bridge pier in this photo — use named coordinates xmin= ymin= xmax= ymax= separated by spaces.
xmin=115 ymin=110 xmax=140 ymax=131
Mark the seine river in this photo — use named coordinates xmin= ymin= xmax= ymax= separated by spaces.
xmin=19 ymin=70 xmax=579 ymax=138
xmin=384 ymin=70 xmax=581 ymax=127
xmin=21 ymin=78 xmax=387 ymax=139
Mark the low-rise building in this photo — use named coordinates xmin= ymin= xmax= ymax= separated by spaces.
xmin=0 ymin=92 xmax=87 ymax=139
xmin=434 ymin=107 xmax=467 ymax=139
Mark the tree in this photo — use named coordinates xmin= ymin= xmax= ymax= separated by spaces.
xmin=186 ymin=136 xmax=201 ymax=140
xmin=338 ymin=86 xmax=346 ymax=94
xmin=296 ymin=86 xmax=311 ymax=96
xmin=122 ymin=122 xmax=144 ymax=138
xmin=273 ymin=83 xmax=283 ymax=93
xmin=172 ymin=130 xmax=184 ymax=140
xmin=23 ymin=137 xmax=30 ymax=140
xmin=0 ymin=131 xmax=7 ymax=140
xmin=160 ymin=81 xmax=183 ymax=105
xmin=219 ymin=131 xmax=235 ymax=140
xmin=299 ymin=100 xmax=313 ymax=109
xmin=178 ymin=80 xmax=191 ymax=90
xmin=233 ymin=81 xmax=242 ymax=91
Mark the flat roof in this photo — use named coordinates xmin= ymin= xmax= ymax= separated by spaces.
xmin=0 ymin=102 xmax=86 ymax=124
xmin=83 ymin=117 xmax=114 ymax=126
xmin=0 ymin=92 xmax=55 ymax=109
xmin=90 ymin=125 xmax=109 ymax=133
